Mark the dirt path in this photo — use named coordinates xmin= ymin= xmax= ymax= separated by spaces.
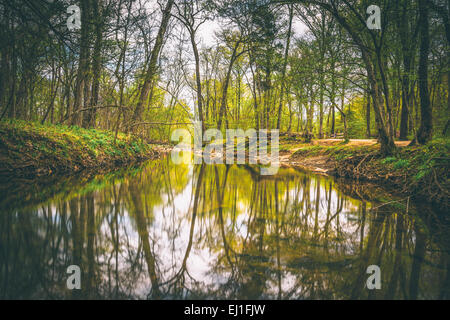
xmin=279 ymin=139 xmax=410 ymax=174
xmin=311 ymin=138 xmax=410 ymax=147
xmin=280 ymin=154 xmax=332 ymax=174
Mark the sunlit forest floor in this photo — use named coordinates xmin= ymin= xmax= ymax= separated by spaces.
xmin=311 ymin=138 xmax=411 ymax=147
xmin=279 ymin=138 xmax=411 ymax=171
xmin=279 ymin=137 xmax=449 ymax=210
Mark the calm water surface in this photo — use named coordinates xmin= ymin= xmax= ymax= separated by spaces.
xmin=0 ymin=156 xmax=449 ymax=299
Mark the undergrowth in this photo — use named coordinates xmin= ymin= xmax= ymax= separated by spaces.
xmin=0 ymin=119 xmax=157 ymax=176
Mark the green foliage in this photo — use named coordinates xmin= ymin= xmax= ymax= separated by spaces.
xmin=381 ymin=156 xmax=410 ymax=169
xmin=381 ymin=157 xmax=396 ymax=164
xmin=407 ymin=139 xmax=450 ymax=181
xmin=393 ymin=159 xmax=409 ymax=169
xmin=0 ymin=119 xmax=156 ymax=176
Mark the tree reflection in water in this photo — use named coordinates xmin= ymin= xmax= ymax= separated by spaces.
xmin=0 ymin=156 xmax=449 ymax=299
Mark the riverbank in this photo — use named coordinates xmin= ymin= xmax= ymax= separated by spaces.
xmin=281 ymin=138 xmax=449 ymax=211
xmin=1 ymin=120 xmax=448 ymax=210
xmin=0 ymin=119 xmax=171 ymax=178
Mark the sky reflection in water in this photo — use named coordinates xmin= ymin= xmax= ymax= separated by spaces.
xmin=0 ymin=156 xmax=449 ymax=299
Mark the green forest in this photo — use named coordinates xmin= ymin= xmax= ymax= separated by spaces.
xmin=0 ymin=0 xmax=449 ymax=301
xmin=1 ymin=0 xmax=448 ymax=146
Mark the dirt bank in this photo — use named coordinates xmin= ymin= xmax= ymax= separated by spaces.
xmin=0 ymin=120 xmax=172 ymax=178
xmin=282 ymin=139 xmax=449 ymax=211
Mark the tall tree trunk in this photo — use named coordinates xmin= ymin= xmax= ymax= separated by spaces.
xmin=364 ymin=54 xmax=396 ymax=155
xmin=84 ymin=0 xmax=103 ymax=128
xmin=396 ymin=0 xmax=416 ymax=140
xmin=320 ymin=3 xmax=396 ymax=155
xmin=71 ymin=0 xmax=92 ymax=126
xmin=190 ymin=30 xmax=206 ymax=134
xmin=318 ymin=12 xmax=326 ymax=138
xmin=249 ymin=58 xmax=260 ymax=132
xmin=330 ymin=60 xmax=336 ymax=137
xmin=416 ymin=0 xmax=432 ymax=144
xmin=287 ymin=91 xmax=293 ymax=132
xmin=399 ymin=70 xmax=410 ymax=140
xmin=264 ymin=65 xmax=271 ymax=129
xmin=340 ymin=79 xmax=348 ymax=141
xmin=276 ymin=5 xmax=293 ymax=130
xmin=217 ymin=40 xmax=241 ymax=130
xmin=366 ymin=94 xmax=371 ymax=138
xmin=376 ymin=49 xmax=395 ymax=139
xmin=131 ymin=0 xmax=174 ymax=129
xmin=307 ymin=85 xmax=313 ymax=133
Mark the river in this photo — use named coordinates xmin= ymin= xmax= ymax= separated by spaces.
xmin=0 ymin=155 xmax=449 ymax=299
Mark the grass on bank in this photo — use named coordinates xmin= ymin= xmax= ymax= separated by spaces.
xmin=0 ymin=119 xmax=156 ymax=176
xmin=289 ymin=138 xmax=449 ymax=179
xmin=289 ymin=138 xmax=449 ymax=208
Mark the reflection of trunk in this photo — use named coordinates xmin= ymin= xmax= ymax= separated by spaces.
xmin=154 ymin=165 xmax=205 ymax=295
xmin=111 ymin=184 xmax=122 ymax=296
xmin=181 ymin=164 xmax=205 ymax=270
xmin=239 ymin=182 xmax=267 ymax=299
xmin=385 ymin=214 xmax=404 ymax=299
xmin=439 ymin=255 xmax=450 ymax=299
xmin=70 ymin=198 xmax=81 ymax=263
xmin=360 ymin=202 xmax=366 ymax=252
xmin=274 ymin=181 xmax=282 ymax=299
xmin=313 ymin=178 xmax=320 ymax=239
xmin=86 ymin=194 xmax=95 ymax=297
xmin=69 ymin=198 xmax=82 ymax=299
xmin=409 ymin=222 xmax=426 ymax=299
xmin=324 ymin=183 xmax=332 ymax=247
xmin=214 ymin=166 xmax=233 ymax=268
xmin=350 ymin=210 xmax=385 ymax=299
xmin=130 ymin=182 xmax=160 ymax=298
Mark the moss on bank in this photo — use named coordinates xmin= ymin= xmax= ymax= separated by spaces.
xmin=0 ymin=119 xmax=162 ymax=177
xmin=289 ymin=139 xmax=450 ymax=210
